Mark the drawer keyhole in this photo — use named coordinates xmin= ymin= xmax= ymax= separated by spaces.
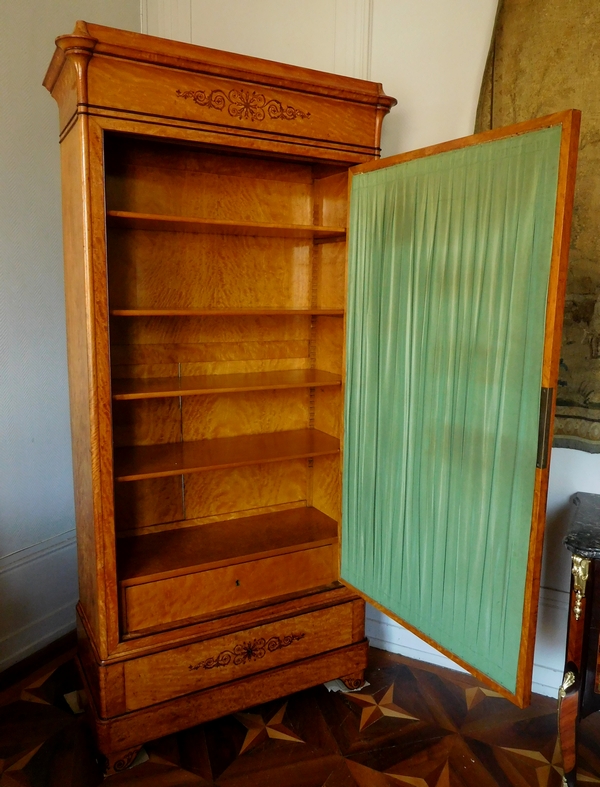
xmin=235 ymin=579 xmax=240 ymax=586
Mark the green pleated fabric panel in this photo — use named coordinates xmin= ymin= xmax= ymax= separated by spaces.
xmin=342 ymin=126 xmax=562 ymax=693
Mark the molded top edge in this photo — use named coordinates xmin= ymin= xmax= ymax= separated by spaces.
xmin=45 ymin=20 xmax=397 ymax=108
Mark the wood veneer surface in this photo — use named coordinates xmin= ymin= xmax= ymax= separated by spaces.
xmin=110 ymin=309 xmax=344 ymax=317
xmin=122 ymin=546 xmax=338 ymax=633
xmin=114 ymin=428 xmax=340 ymax=481
xmin=112 ymin=368 xmax=341 ymax=399
xmin=118 ymin=506 xmax=337 ymax=583
xmin=107 ymin=210 xmax=345 ymax=238
xmin=44 ymin=19 xmax=390 ymax=765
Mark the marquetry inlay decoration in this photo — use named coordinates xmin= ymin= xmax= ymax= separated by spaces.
xmin=235 ymin=702 xmax=304 ymax=754
xmin=4 ymin=649 xmax=600 ymax=783
xmin=344 ymin=683 xmax=419 ymax=731
xmin=175 ymin=87 xmax=311 ymax=122
xmin=188 ymin=632 xmax=305 ymax=671
xmin=464 ymin=686 xmax=504 ymax=710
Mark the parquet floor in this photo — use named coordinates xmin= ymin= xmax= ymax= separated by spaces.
xmin=1 ymin=646 xmax=600 ymax=786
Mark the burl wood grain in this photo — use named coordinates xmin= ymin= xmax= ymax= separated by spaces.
xmin=86 ymin=641 xmax=369 ymax=756
xmin=314 ymin=171 xmax=349 ymax=228
xmin=181 ymin=388 xmax=310 ymax=441
xmin=117 ymin=506 xmax=336 ymax=581
xmin=105 ymin=138 xmax=314 ymax=225
xmin=112 ymin=368 xmax=341 ymax=400
xmin=312 ymin=455 xmax=342 ymax=523
xmin=114 ymin=474 xmax=184 ymax=533
xmin=183 ymin=460 xmax=308 ymax=525
xmin=114 ymin=428 xmax=339 ymax=482
xmin=107 ymin=230 xmax=312 ymax=311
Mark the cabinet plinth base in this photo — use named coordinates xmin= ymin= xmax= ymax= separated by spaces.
xmin=78 ymin=640 xmax=368 ymax=758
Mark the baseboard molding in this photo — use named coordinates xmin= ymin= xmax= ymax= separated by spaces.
xmin=0 ymin=530 xmax=570 ymax=697
xmin=0 ymin=628 xmax=76 ymax=692
xmin=0 ymin=529 xmax=75 ymax=575
xmin=365 ymin=586 xmax=570 ymax=699
xmin=0 ymin=603 xmax=77 ymax=673
xmin=0 ymin=531 xmax=77 ymax=672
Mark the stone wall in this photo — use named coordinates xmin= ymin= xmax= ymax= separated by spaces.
xmin=476 ymin=0 xmax=600 ymax=451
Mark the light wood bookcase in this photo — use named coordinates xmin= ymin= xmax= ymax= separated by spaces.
xmin=44 ymin=21 xmax=395 ymax=772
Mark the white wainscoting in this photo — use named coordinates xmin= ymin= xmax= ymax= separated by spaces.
xmin=0 ymin=531 xmax=78 ymax=671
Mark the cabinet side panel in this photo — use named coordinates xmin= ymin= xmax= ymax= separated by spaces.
xmin=60 ymin=124 xmax=104 ymax=651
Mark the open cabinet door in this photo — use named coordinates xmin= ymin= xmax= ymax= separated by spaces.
xmin=341 ymin=111 xmax=580 ymax=706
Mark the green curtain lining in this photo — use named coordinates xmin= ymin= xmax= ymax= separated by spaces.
xmin=342 ymin=126 xmax=561 ymax=693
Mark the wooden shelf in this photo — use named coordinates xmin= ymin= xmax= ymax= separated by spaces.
xmin=112 ymin=368 xmax=342 ymax=400
xmin=114 ymin=428 xmax=340 ymax=482
xmin=110 ymin=308 xmax=344 ymax=316
xmin=107 ymin=210 xmax=346 ymax=239
xmin=118 ymin=507 xmax=338 ymax=586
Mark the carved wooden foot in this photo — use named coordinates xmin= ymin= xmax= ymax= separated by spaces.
xmin=339 ymin=671 xmax=366 ymax=690
xmin=102 ymin=747 xmax=142 ymax=776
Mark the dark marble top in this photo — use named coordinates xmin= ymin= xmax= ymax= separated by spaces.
xmin=564 ymin=492 xmax=600 ymax=558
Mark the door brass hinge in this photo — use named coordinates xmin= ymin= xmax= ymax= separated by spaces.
xmin=536 ymin=387 xmax=553 ymax=469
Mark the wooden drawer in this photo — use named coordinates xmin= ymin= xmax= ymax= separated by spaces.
xmin=121 ymin=545 xmax=337 ymax=634
xmin=123 ymin=601 xmax=360 ymax=711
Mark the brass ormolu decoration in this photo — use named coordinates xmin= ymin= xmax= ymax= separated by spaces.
xmin=176 ymin=87 xmax=311 ymax=122
xmin=341 ymin=675 xmax=365 ymax=690
xmin=188 ymin=632 xmax=305 ymax=671
xmin=559 ymin=670 xmax=576 ymax=699
xmin=110 ymin=749 xmax=139 ymax=773
xmin=571 ymin=555 xmax=591 ymax=621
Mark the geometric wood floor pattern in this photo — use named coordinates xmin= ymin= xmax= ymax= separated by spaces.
xmin=1 ymin=647 xmax=600 ymax=786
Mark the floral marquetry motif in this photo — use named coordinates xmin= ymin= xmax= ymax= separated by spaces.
xmin=188 ymin=632 xmax=305 ymax=671
xmin=175 ymin=87 xmax=311 ymax=122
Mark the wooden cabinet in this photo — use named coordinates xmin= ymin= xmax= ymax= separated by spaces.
xmin=45 ymin=21 xmax=579 ymax=773
xmin=44 ymin=21 xmax=394 ymax=771
xmin=559 ymin=493 xmax=600 ymax=786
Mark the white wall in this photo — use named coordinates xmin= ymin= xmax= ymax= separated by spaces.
xmin=144 ymin=0 xmax=600 ymax=698
xmin=0 ymin=0 xmax=139 ymax=671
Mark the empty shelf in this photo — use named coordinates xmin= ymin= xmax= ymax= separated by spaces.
xmin=112 ymin=368 xmax=342 ymax=400
xmin=114 ymin=428 xmax=340 ymax=482
xmin=107 ymin=210 xmax=346 ymax=239
xmin=118 ymin=506 xmax=338 ymax=585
